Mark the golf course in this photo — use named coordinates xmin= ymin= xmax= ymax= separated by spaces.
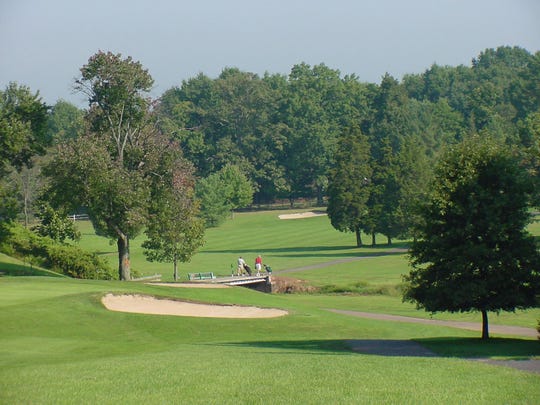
xmin=1 ymin=209 xmax=539 ymax=404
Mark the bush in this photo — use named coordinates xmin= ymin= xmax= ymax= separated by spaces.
xmin=0 ymin=223 xmax=115 ymax=280
xmin=319 ymin=281 xmax=403 ymax=296
xmin=272 ymin=277 xmax=318 ymax=294
xmin=45 ymin=244 xmax=116 ymax=280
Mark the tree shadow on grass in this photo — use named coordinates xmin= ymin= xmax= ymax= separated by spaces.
xmin=215 ymin=337 xmax=540 ymax=361
xmin=416 ymin=337 xmax=540 ymax=359
xmin=215 ymin=338 xmax=438 ymax=358
xmin=214 ymin=339 xmax=355 ymax=356
xmin=204 ymin=245 xmax=408 ymax=260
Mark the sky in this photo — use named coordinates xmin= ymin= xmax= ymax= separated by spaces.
xmin=1 ymin=0 xmax=539 ymax=107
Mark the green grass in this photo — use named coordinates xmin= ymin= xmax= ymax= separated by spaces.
xmin=1 ymin=209 xmax=539 ymax=404
xmin=73 ymin=209 xmax=408 ymax=280
xmin=0 ymin=252 xmax=66 ymax=277
xmin=1 ymin=277 xmax=539 ymax=404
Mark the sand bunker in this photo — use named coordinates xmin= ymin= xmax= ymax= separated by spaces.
xmin=101 ymin=294 xmax=288 ymax=318
xmin=278 ymin=211 xmax=327 ymax=220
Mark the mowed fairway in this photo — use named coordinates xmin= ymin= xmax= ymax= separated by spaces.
xmin=1 ymin=210 xmax=539 ymax=404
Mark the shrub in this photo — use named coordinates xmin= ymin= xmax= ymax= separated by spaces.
xmin=272 ymin=277 xmax=318 ymax=294
xmin=318 ymin=281 xmax=403 ymax=296
xmin=45 ymin=244 xmax=116 ymax=280
xmin=0 ymin=223 xmax=115 ymax=280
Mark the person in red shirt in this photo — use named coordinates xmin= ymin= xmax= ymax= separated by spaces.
xmin=255 ymin=255 xmax=263 ymax=276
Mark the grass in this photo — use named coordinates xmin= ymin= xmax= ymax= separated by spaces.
xmin=1 ymin=277 xmax=539 ymax=404
xmin=1 ymin=209 xmax=539 ymax=404
xmin=73 ymin=209 xmax=409 ymax=279
xmin=0 ymin=252 xmax=66 ymax=278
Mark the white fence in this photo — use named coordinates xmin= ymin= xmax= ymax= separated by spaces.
xmin=69 ymin=214 xmax=90 ymax=221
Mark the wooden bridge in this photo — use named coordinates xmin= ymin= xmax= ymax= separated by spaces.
xmin=190 ymin=273 xmax=274 ymax=293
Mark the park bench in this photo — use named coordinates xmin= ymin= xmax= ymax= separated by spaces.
xmin=188 ymin=272 xmax=216 ymax=281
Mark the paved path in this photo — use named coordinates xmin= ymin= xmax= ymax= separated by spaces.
xmin=329 ymin=309 xmax=540 ymax=374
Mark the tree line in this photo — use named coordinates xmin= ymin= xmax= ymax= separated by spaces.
xmin=1 ymin=45 xmax=539 ymax=279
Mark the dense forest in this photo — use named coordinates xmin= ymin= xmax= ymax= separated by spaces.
xmin=2 ymin=45 xmax=539 ymax=247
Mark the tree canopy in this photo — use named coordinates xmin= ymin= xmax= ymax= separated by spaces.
xmin=4 ymin=45 xmax=540 ymax=277
xmin=43 ymin=51 xmax=201 ymax=280
xmin=327 ymin=126 xmax=372 ymax=246
xmin=403 ymin=136 xmax=540 ymax=339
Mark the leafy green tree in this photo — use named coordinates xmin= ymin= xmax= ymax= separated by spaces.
xmin=44 ymin=51 xmax=187 ymax=280
xmin=48 ymin=100 xmax=85 ymax=143
xmin=76 ymin=51 xmax=154 ymax=280
xmin=367 ymin=74 xmax=412 ymax=244
xmin=158 ymin=69 xmax=287 ymax=203
xmin=282 ymin=63 xmax=344 ymax=205
xmin=518 ymin=110 xmax=540 ymax=207
xmin=195 ymin=173 xmax=230 ymax=227
xmin=0 ymin=83 xmax=50 ymax=225
xmin=43 ymin=135 xmax=150 ymax=280
xmin=327 ymin=126 xmax=372 ymax=247
xmin=74 ymin=51 xmax=154 ymax=163
xmin=196 ymin=165 xmax=254 ymax=227
xmin=33 ymin=203 xmax=81 ymax=243
xmin=511 ymin=51 xmax=540 ymax=120
xmin=404 ymin=136 xmax=540 ymax=339
xmin=0 ymin=82 xmax=50 ymax=173
xmin=219 ymin=165 xmax=254 ymax=213
xmin=143 ymin=156 xmax=205 ymax=281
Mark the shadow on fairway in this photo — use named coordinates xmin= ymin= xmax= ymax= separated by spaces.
xmin=217 ymin=337 xmax=540 ymax=360
xmin=218 ymin=338 xmax=437 ymax=357
xmin=204 ymin=245 xmax=408 ymax=259
xmin=217 ymin=339 xmax=355 ymax=355
xmin=416 ymin=337 xmax=540 ymax=359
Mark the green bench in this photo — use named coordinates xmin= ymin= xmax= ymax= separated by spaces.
xmin=188 ymin=272 xmax=216 ymax=281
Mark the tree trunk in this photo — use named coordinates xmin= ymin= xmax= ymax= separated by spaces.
xmin=481 ymin=309 xmax=489 ymax=340
xmin=355 ymin=226 xmax=363 ymax=247
xmin=316 ymin=185 xmax=324 ymax=206
xmin=117 ymin=236 xmax=131 ymax=281
xmin=173 ymin=254 xmax=178 ymax=282
xmin=387 ymin=236 xmax=392 ymax=245
xmin=371 ymin=232 xmax=376 ymax=246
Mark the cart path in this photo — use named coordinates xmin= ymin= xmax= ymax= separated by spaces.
xmin=274 ymin=248 xmax=408 ymax=274
xmin=333 ymin=309 xmax=540 ymax=374
xmin=327 ymin=309 xmax=538 ymax=338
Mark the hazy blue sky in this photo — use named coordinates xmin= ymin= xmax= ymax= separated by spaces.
xmin=1 ymin=0 xmax=539 ymax=106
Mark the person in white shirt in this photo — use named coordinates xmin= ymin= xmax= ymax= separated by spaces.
xmin=237 ymin=256 xmax=246 ymax=276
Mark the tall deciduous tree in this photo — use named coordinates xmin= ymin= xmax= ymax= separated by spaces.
xmin=0 ymin=82 xmax=50 ymax=173
xmin=283 ymin=63 xmax=344 ymax=205
xmin=143 ymin=153 xmax=205 ymax=281
xmin=72 ymin=51 xmax=154 ymax=280
xmin=404 ymin=136 xmax=540 ymax=339
xmin=44 ymin=51 xmax=200 ymax=281
xmin=0 ymin=83 xmax=50 ymax=224
xmin=48 ymin=100 xmax=85 ymax=143
xmin=196 ymin=165 xmax=254 ymax=227
xmin=327 ymin=126 xmax=372 ymax=247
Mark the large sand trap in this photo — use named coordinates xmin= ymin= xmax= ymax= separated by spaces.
xmin=101 ymin=294 xmax=288 ymax=318
xmin=278 ymin=211 xmax=327 ymax=220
